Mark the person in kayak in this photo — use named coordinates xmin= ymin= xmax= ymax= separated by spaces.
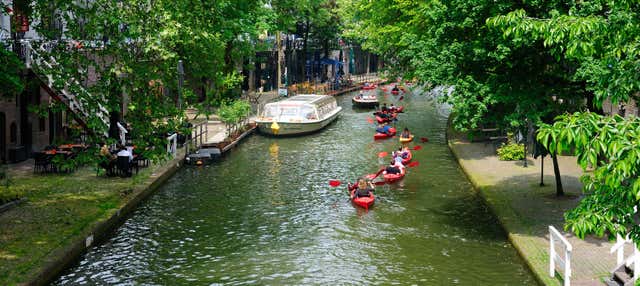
xmin=376 ymin=123 xmax=392 ymax=135
xmin=381 ymin=103 xmax=388 ymax=112
xmin=393 ymin=150 xmax=404 ymax=166
xmin=401 ymin=146 xmax=410 ymax=158
xmin=391 ymin=85 xmax=400 ymax=93
xmin=400 ymin=127 xmax=411 ymax=138
xmin=349 ymin=178 xmax=374 ymax=198
xmin=385 ymin=161 xmax=402 ymax=174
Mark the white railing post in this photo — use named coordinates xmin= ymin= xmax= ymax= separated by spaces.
xmin=550 ymin=231 xmax=556 ymax=277
xmin=549 ymin=225 xmax=572 ymax=286
xmin=166 ymin=133 xmax=177 ymax=158
xmin=610 ymin=234 xmax=640 ymax=284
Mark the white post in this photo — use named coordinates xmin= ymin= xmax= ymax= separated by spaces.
xmin=166 ymin=133 xmax=177 ymax=158
xmin=549 ymin=226 xmax=572 ymax=286
xmin=550 ymin=232 xmax=556 ymax=277
xmin=635 ymin=245 xmax=640 ymax=284
xmin=617 ymin=234 xmax=625 ymax=265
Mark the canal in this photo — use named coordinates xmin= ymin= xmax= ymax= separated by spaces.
xmin=55 ymin=88 xmax=537 ymax=285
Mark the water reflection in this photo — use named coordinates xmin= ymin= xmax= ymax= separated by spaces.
xmin=54 ymin=90 xmax=537 ymax=286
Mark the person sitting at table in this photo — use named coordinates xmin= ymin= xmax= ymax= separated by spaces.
xmin=116 ymin=144 xmax=133 ymax=162
xmin=100 ymin=143 xmax=116 ymax=160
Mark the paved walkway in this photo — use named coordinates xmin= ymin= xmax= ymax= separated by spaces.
xmin=448 ymin=134 xmax=620 ymax=285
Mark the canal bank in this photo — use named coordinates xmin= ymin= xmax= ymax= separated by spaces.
xmin=53 ymin=90 xmax=537 ymax=285
xmin=447 ymin=127 xmax=616 ymax=285
xmin=0 ymin=81 xmax=383 ymax=286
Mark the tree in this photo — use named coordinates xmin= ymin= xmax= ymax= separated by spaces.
xmin=341 ymin=0 xmax=590 ymax=195
xmin=0 ymin=48 xmax=25 ymax=97
xmin=28 ymin=0 xmax=272 ymax=161
xmin=488 ymin=1 xmax=640 ymax=110
xmin=538 ymin=112 xmax=640 ymax=241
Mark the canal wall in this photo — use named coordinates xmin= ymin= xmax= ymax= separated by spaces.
xmin=26 ymin=151 xmax=186 ymax=286
xmin=24 ymin=83 xmax=371 ymax=286
xmin=446 ymin=123 xmax=614 ymax=285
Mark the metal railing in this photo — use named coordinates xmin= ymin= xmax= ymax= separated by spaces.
xmin=610 ymin=234 xmax=639 ymax=284
xmin=549 ymin=225 xmax=572 ymax=286
xmin=166 ymin=133 xmax=177 ymax=158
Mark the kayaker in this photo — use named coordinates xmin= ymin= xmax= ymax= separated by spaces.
xmin=401 ymin=146 xmax=410 ymax=158
xmin=393 ymin=151 xmax=404 ymax=166
xmin=349 ymin=178 xmax=373 ymax=198
xmin=356 ymin=178 xmax=374 ymax=198
xmin=391 ymin=85 xmax=400 ymax=92
xmin=356 ymin=90 xmax=364 ymax=99
xmin=381 ymin=103 xmax=388 ymax=112
xmin=385 ymin=161 xmax=401 ymax=174
xmin=400 ymin=128 xmax=411 ymax=138
xmin=376 ymin=123 xmax=392 ymax=135
xmin=389 ymin=103 xmax=397 ymax=111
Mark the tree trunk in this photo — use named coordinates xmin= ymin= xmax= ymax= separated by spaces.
xmin=551 ymin=153 xmax=564 ymax=196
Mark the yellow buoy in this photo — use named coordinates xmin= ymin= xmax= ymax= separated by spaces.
xmin=271 ymin=121 xmax=280 ymax=134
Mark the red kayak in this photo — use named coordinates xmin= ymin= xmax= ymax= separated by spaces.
xmin=401 ymin=150 xmax=412 ymax=165
xmin=389 ymin=106 xmax=404 ymax=113
xmin=362 ymin=84 xmax=377 ymax=90
xmin=350 ymin=188 xmax=375 ymax=209
xmin=383 ymin=166 xmax=406 ymax=183
xmin=374 ymin=127 xmax=396 ymax=139
xmin=376 ymin=113 xmax=397 ymax=123
xmin=391 ymin=89 xmax=400 ymax=95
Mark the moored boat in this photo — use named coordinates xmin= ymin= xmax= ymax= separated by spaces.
xmin=256 ymin=94 xmax=342 ymax=136
xmin=362 ymin=83 xmax=377 ymax=90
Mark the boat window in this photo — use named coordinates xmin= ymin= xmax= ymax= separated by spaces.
xmin=301 ymin=106 xmax=317 ymax=120
xmin=281 ymin=107 xmax=298 ymax=116
xmin=264 ymin=106 xmax=278 ymax=117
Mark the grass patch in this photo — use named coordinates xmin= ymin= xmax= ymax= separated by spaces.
xmin=0 ymin=164 xmax=159 ymax=286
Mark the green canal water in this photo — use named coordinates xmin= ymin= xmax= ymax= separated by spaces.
xmin=54 ymin=89 xmax=537 ymax=285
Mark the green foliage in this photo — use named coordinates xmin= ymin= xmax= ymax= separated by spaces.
xmin=537 ymin=112 xmax=640 ymax=241
xmin=488 ymin=2 xmax=640 ymax=108
xmin=27 ymin=0 xmax=276 ymax=163
xmin=340 ymin=0 xmax=586 ymax=132
xmin=0 ymin=48 xmax=25 ymax=97
xmin=497 ymin=142 xmax=524 ymax=161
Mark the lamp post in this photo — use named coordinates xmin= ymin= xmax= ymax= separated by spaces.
xmin=177 ymin=60 xmax=184 ymax=110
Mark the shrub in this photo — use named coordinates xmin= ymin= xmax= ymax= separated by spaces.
xmin=497 ymin=142 xmax=525 ymax=161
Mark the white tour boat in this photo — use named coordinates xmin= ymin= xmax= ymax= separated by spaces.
xmin=256 ymin=94 xmax=342 ymax=135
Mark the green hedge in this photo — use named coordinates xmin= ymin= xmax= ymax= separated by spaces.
xmin=497 ymin=142 xmax=524 ymax=161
